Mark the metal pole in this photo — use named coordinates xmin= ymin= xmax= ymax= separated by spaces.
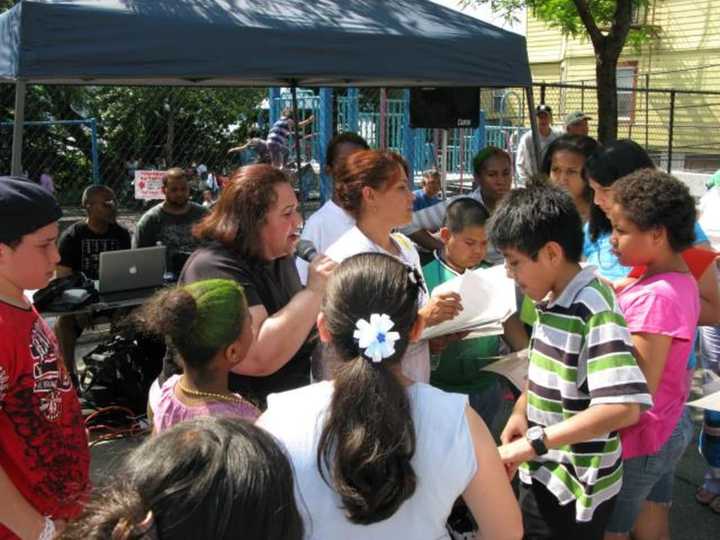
xmin=459 ymin=128 xmax=465 ymax=193
xmin=645 ymin=74 xmax=650 ymax=149
xmin=10 ymin=81 xmax=27 ymax=176
xmin=540 ymin=84 xmax=546 ymax=106
xmin=667 ymin=90 xmax=676 ymax=173
xmin=290 ymin=83 xmax=306 ymax=218
xmin=379 ymin=88 xmax=387 ymax=149
xmin=440 ymin=129 xmax=448 ymax=201
xmin=526 ymin=86 xmax=541 ymax=178
xmin=90 ymin=118 xmax=100 ymax=184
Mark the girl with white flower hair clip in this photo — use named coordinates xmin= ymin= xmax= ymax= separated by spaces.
xmin=258 ymin=253 xmax=522 ymax=540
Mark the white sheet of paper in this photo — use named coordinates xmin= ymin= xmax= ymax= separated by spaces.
xmin=480 ymin=349 xmax=529 ymax=391
xmin=421 ymin=264 xmax=516 ymax=340
xmin=687 ymin=390 xmax=720 ymax=413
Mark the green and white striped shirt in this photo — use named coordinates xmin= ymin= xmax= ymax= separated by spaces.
xmin=519 ymin=266 xmax=652 ymax=522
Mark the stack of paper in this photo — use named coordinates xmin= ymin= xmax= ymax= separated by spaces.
xmin=688 ymin=376 xmax=720 ymax=413
xmin=421 ymin=264 xmax=516 ymax=340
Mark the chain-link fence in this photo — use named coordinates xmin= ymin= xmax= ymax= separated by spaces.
xmin=523 ymin=82 xmax=720 ymax=173
xmin=0 ymin=84 xmax=267 ymax=206
xmin=3 ymin=82 xmax=719 ymax=207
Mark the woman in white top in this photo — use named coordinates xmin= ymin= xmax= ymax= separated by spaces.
xmin=325 ymin=149 xmax=462 ymax=382
xmin=258 ymin=253 xmax=522 ymax=540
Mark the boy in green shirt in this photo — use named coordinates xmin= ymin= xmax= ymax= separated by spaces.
xmin=422 ymin=198 xmax=528 ymax=438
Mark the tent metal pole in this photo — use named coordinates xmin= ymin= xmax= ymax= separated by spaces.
xmin=290 ymin=83 xmax=306 ymax=219
xmin=525 ymin=86 xmax=541 ymax=182
xmin=11 ymin=80 xmax=27 ymax=177
xmin=440 ymin=129 xmax=448 ymax=201
xmin=379 ymin=88 xmax=387 ymax=149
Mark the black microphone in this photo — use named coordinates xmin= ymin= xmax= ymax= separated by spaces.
xmin=296 ymin=239 xmax=319 ymax=262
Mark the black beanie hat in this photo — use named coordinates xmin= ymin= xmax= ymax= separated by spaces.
xmin=0 ymin=176 xmax=62 ymax=244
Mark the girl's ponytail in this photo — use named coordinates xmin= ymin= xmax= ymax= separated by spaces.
xmin=317 ymin=253 xmax=422 ymax=524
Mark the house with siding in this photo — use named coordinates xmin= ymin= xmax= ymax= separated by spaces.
xmin=522 ymin=0 xmax=720 ymax=171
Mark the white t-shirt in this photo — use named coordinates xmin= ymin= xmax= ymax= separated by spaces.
xmin=325 ymin=226 xmax=431 ymax=382
xmin=257 ymin=381 xmax=477 ymax=540
xmin=699 ymin=187 xmax=720 ymax=251
xmin=515 ymin=129 xmax=559 ymax=183
xmin=296 ymin=200 xmax=355 ymax=285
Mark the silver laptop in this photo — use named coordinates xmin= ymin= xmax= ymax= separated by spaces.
xmin=98 ymin=246 xmax=166 ymax=296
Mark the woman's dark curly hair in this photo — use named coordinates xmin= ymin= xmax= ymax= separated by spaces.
xmin=612 ymin=168 xmax=696 ymax=252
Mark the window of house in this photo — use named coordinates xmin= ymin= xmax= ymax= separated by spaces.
xmin=492 ymin=89 xmax=505 ymax=114
xmin=617 ymin=64 xmax=638 ymax=121
xmin=631 ymin=3 xmax=647 ymax=25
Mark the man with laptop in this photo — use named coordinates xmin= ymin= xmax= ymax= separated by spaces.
xmin=54 ymin=185 xmax=131 ymax=383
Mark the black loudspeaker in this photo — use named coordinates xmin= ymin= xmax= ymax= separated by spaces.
xmin=409 ymin=87 xmax=480 ymax=129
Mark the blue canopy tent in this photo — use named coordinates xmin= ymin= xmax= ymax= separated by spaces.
xmin=0 ymin=0 xmax=538 ymax=177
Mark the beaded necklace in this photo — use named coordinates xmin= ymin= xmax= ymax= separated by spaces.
xmin=177 ymin=379 xmax=259 ymax=413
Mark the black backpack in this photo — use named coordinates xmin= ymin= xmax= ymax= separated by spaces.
xmin=80 ymin=331 xmax=164 ymax=415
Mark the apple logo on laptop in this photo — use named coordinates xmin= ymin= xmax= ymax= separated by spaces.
xmin=129 ymin=266 xmax=138 ymax=275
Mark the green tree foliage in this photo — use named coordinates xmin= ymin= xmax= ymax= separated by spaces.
xmin=1 ymin=1 xmax=265 ymax=204
xmin=1 ymin=84 xmax=265 ymax=204
xmin=461 ymin=0 xmax=654 ymax=143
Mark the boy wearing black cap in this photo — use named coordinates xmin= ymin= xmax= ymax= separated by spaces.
xmin=0 ymin=178 xmax=89 ymax=540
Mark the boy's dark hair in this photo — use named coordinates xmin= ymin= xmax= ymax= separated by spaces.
xmin=444 ymin=197 xmax=490 ymax=233
xmin=59 ymin=417 xmax=304 ymax=540
xmin=488 ymin=185 xmax=583 ymax=262
xmin=613 ymin=169 xmax=696 ymax=252
xmin=318 ymin=253 xmax=420 ymax=525
xmin=326 ymin=132 xmax=370 ymax=169
xmin=585 ymin=139 xmax=655 ymax=242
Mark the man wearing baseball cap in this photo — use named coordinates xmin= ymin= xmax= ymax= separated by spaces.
xmin=516 ymin=104 xmax=559 ymax=184
xmin=0 ymin=177 xmax=89 ymax=539
xmin=564 ymin=111 xmax=591 ymax=136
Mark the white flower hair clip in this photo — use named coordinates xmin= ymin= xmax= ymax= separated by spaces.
xmin=353 ymin=313 xmax=401 ymax=363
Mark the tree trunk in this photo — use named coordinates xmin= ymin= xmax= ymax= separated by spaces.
xmin=595 ymin=51 xmax=619 ymax=145
xmin=573 ymin=0 xmax=633 ymax=145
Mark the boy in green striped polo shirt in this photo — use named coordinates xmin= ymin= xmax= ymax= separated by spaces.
xmin=422 ymin=198 xmax=528 ymax=440
xmin=488 ymin=185 xmax=652 ymax=539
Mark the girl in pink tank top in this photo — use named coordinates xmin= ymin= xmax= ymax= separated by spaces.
xmin=140 ymin=279 xmax=260 ymax=433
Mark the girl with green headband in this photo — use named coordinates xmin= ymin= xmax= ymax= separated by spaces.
xmin=139 ymin=279 xmax=260 ymax=432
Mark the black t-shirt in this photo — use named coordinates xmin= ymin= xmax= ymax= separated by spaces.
xmin=58 ymin=222 xmax=132 ymax=280
xmin=161 ymin=242 xmax=316 ymax=404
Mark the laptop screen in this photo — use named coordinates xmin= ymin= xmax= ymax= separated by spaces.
xmin=98 ymin=246 xmax=167 ymax=294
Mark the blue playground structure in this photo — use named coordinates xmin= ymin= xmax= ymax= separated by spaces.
xmin=268 ymin=88 xmax=527 ymax=202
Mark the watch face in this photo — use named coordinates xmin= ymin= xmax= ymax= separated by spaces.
xmin=527 ymin=426 xmax=544 ymax=441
